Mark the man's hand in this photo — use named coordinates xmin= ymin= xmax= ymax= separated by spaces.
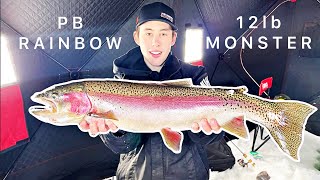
xmin=79 ymin=117 xmax=119 ymax=137
xmin=191 ymin=118 xmax=221 ymax=135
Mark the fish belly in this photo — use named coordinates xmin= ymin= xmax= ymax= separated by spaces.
xmin=111 ymin=104 xmax=246 ymax=133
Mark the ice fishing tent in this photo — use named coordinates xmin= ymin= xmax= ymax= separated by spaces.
xmin=1 ymin=0 xmax=319 ymax=179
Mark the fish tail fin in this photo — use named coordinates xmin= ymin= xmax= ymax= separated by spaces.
xmin=265 ymin=101 xmax=317 ymax=161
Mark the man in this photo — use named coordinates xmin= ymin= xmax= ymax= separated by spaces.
xmin=79 ymin=2 xmax=224 ymax=179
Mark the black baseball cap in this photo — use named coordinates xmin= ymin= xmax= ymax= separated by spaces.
xmin=136 ymin=2 xmax=178 ymax=31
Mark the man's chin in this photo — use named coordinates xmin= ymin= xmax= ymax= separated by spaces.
xmin=153 ymin=57 xmax=168 ymax=64
xmin=144 ymin=57 xmax=167 ymax=70
xmin=151 ymin=62 xmax=165 ymax=67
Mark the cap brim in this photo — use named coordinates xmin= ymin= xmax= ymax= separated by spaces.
xmin=136 ymin=19 xmax=178 ymax=31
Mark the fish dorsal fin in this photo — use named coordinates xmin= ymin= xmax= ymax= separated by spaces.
xmin=134 ymin=78 xmax=194 ymax=87
xmin=160 ymin=78 xmax=194 ymax=87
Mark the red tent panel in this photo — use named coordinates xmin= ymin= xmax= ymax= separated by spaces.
xmin=0 ymin=84 xmax=29 ymax=151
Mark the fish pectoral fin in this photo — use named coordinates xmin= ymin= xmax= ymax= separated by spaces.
xmin=88 ymin=111 xmax=118 ymax=121
xmin=221 ymin=116 xmax=249 ymax=140
xmin=160 ymin=128 xmax=184 ymax=154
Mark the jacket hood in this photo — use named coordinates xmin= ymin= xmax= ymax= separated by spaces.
xmin=113 ymin=47 xmax=150 ymax=78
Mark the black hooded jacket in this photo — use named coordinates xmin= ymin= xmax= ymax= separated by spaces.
xmin=100 ymin=47 xmax=224 ymax=180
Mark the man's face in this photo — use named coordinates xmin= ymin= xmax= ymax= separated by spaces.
xmin=134 ymin=21 xmax=177 ymax=69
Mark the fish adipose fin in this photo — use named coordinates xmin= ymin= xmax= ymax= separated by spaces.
xmin=265 ymin=101 xmax=317 ymax=161
xmin=235 ymin=86 xmax=248 ymax=94
xmin=160 ymin=128 xmax=184 ymax=154
xmin=221 ymin=116 xmax=249 ymax=140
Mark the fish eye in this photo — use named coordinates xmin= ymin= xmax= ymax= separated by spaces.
xmin=51 ymin=92 xmax=58 ymax=99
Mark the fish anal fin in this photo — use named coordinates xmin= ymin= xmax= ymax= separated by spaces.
xmin=160 ymin=128 xmax=184 ymax=154
xmin=221 ymin=116 xmax=249 ymax=140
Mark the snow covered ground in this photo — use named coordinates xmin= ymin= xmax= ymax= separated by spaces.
xmin=210 ymin=131 xmax=320 ymax=180
xmin=105 ymin=131 xmax=320 ymax=180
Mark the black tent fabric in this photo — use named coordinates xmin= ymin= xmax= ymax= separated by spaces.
xmin=1 ymin=0 xmax=319 ymax=179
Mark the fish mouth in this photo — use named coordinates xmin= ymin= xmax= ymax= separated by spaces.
xmin=29 ymin=97 xmax=58 ymax=115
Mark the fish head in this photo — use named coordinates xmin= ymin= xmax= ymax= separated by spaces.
xmin=29 ymin=82 xmax=92 ymax=125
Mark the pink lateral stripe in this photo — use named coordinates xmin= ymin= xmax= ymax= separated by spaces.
xmin=88 ymin=93 xmax=230 ymax=109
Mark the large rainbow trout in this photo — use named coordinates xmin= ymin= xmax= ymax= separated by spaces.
xmin=29 ymin=78 xmax=317 ymax=161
